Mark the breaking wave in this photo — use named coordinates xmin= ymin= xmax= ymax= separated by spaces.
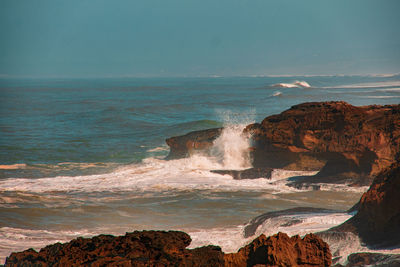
xmin=272 ymin=81 xmax=311 ymax=88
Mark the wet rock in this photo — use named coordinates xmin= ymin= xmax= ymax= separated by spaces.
xmin=245 ymin=101 xmax=400 ymax=186
xmin=165 ymin=127 xmax=222 ymax=159
xmin=224 ymin=232 xmax=331 ymax=267
xmin=6 ymin=231 xmax=332 ymax=267
xmin=211 ymin=167 xmax=273 ymax=180
xmin=165 ymin=102 xmax=400 ymax=186
xmin=329 ymin=162 xmax=400 ymax=248
xmin=5 ymin=231 xmax=225 ymax=267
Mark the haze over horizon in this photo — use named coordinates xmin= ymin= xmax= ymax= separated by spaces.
xmin=1 ymin=0 xmax=399 ymax=78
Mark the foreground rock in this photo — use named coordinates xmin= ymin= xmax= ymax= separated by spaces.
xmin=5 ymin=231 xmax=224 ymax=267
xmin=225 ymin=232 xmax=331 ymax=267
xmin=6 ymin=231 xmax=331 ymax=267
xmin=327 ymin=162 xmax=400 ymax=248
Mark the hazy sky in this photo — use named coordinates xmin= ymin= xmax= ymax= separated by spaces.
xmin=1 ymin=0 xmax=399 ymax=77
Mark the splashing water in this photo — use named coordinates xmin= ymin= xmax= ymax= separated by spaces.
xmin=211 ymin=124 xmax=252 ymax=169
xmin=209 ymin=110 xmax=254 ymax=169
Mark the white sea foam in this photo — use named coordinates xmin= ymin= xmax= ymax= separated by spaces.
xmin=187 ymin=212 xmax=352 ymax=253
xmin=188 ymin=212 xmax=400 ymax=265
xmin=211 ymin=124 xmax=252 ymax=169
xmin=272 ymin=81 xmax=311 ymax=88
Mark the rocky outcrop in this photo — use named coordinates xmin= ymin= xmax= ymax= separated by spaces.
xmin=165 ymin=102 xmax=400 ymax=185
xmin=328 ymin=162 xmax=400 ymax=248
xmin=6 ymin=231 xmax=331 ymax=267
xmin=5 ymin=231 xmax=225 ymax=267
xmin=165 ymin=127 xmax=222 ymax=159
xmin=224 ymin=232 xmax=331 ymax=267
xmin=245 ymin=101 xmax=400 ymax=186
xmin=211 ymin=167 xmax=273 ymax=180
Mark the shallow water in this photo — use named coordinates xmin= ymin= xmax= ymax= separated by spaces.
xmin=1 ymin=75 xmax=399 ymax=263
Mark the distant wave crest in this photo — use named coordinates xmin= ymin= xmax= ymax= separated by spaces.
xmin=272 ymin=81 xmax=311 ymax=88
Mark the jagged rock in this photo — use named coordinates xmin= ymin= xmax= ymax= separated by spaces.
xmin=328 ymin=162 xmax=400 ymax=248
xmin=211 ymin=167 xmax=273 ymax=180
xmin=5 ymin=231 xmax=332 ymax=267
xmin=245 ymin=101 xmax=400 ymax=186
xmin=5 ymin=231 xmax=225 ymax=267
xmin=165 ymin=102 xmax=400 ymax=186
xmin=165 ymin=127 xmax=222 ymax=159
xmin=224 ymin=232 xmax=331 ymax=267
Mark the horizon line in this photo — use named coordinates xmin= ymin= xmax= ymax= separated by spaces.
xmin=0 ymin=72 xmax=399 ymax=80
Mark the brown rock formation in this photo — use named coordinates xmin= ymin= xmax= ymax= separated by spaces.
xmin=5 ymin=231 xmax=225 ymax=267
xmin=245 ymin=101 xmax=400 ymax=185
xmin=165 ymin=102 xmax=400 ymax=186
xmin=165 ymin=127 xmax=222 ymax=159
xmin=329 ymin=162 xmax=400 ymax=248
xmin=224 ymin=232 xmax=331 ymax=267
xmin=6 ymin=231 xmax=331 ymax=267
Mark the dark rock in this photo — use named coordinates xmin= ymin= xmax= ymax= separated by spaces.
xmin=244 ymin=207 xmax=337 ymax=238
xmin=328 ymin=162 xmax=400 ymax=248
xmin=224 ymin=232 xmax=332 ymax=267
xmin=165 ymin=127 xmax=222 ymax=159
xmin=211 ymin=167 xmax=273 ymax=180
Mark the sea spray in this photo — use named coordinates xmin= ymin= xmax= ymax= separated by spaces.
xmin=210 ymin=110 xmax=255 ymax=169
xmin=211 ymin=124 xmax=252 ymax=169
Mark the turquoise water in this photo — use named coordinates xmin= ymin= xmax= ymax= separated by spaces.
xmin=0 ymin=75 xmax=399 ymax=263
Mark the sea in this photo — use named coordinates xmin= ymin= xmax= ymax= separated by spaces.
xmin=1 ymin=75 xmax=400 ymax=264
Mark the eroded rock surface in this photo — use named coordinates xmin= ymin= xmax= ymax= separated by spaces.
xmin=245 ymin=101 xmax=400 ymax=186
xmin=6 ymin=231 xmax=331 ymax=267
xmin=166 ymin=102 xmax=400 ymax=186
xmin=165 ymin=127 xmax=222 ymax=159
xmin=329 ymin=162 xmax=400 ymax=248
xmin=225 ymin=232 xmax=331 ymax=267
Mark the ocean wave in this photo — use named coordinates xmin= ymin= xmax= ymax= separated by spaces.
xmin=272 ymin=81 xmax=311 ymax=88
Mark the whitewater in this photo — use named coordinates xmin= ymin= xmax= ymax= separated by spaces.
xmin=1 ymin=75 xmax=400 ymax=264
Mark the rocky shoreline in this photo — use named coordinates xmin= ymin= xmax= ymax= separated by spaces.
xmin=5 ymin=231 xmax=332 ymax=267
xmin=5 ymin=101 xmax=400 ymax=266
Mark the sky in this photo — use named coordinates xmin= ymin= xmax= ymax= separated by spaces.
xmin=0 ymin=0 xmax=399 ymax=78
